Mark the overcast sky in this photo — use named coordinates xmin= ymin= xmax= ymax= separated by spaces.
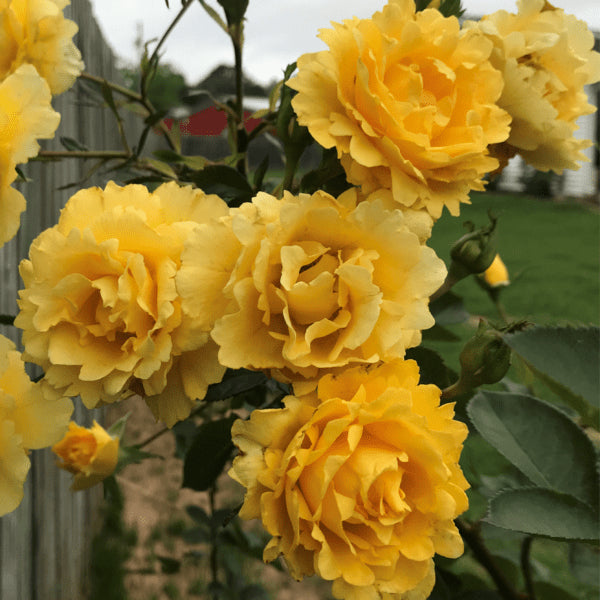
xmin=87 ymin=0 xmax=600 ymax=86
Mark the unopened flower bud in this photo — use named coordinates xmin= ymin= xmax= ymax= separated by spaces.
xmin=480 ymin=254 xmax=510 ymax=289
xmin=458 ymin=320 xmax=511 ymax=387
xmin=52 ymin=421 xmax=119 ymax=491
xmin=450 ymin=216 xmax=497 ymax=280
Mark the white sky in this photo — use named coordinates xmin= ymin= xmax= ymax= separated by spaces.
xmin=87 ymin=0 xmax=600 ymax=86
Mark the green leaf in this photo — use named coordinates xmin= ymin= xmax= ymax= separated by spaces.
xmin=190 ymin=165 xmax=253 ymax=206
xmin=569 ymin=542 xmax=600 ymax=588
xmin=468 ymin=391 xmax=599 ymax=508
xmin=430 ymin=291 xmax=469 ymax=326
xmin=115 ymin=446 xmax=161 ymax=475
xmin=504 ymin=326 xmax=599 ymax=425
xmin=253 ymin=155 xmax=269 ymax=191
xmin=532 ymin=582 xmax=579 ymax=600
xmin=422 ymin=324 xmax=461 ymax=342
xmin=100 ymin=80 xmax=119 ymax=118
xmin=405 ymin=346 xmax=456 ymax=389
xmin=485 ymin=488 xmax=599 ymax=542
xmin=197 ymin=0 xmax=228 ymax=33
xmin=186 ymin=504 xmax=211 ymax=526
xmin=438 ymin=0 xmax=465 ymax=17
xmin=204 ymin=369 xmax=267 ymax=403
xmin=216 ymin=0 xmax=249 ymax=26
xmin=182 ymin=416 xmax=237 ymax=491
xmin=107 ymin=413 xmax=130 ymax=439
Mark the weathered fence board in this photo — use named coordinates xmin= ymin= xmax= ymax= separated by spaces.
xmin=0 ymin=2 xmax=164 ymax=598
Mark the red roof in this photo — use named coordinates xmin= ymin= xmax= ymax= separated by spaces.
xmin=164 ymin=105 xmax=262 ymax=136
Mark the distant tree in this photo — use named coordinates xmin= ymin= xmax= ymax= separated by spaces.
xmin=120 ymin=62 xmax=189 ymax=113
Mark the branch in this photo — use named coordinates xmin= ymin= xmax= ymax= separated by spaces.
xmin=457 ymin=519 xmax=526 ymax=600
xmin=36 ymin=150 xmax=130 ymax=160
xmin=520 ymin=536 xmax=536 ymax=600
xmin=80 ymin=72 xmax=142 ymax=102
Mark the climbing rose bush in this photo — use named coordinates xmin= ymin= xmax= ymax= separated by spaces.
xmin=0 ymin=334 xmax=72 ymax=516
xmin=467 ymin=0 xmax=600 ymax=173
xmin=178 ymin=188 xmax=446 ymax=389
xmin=0 ymin=63 xmax=60 ymax=246
xmin=230 ymin=359 xmax=469 ymax=600
xmin=15 ymin=181 xmax=229 ymax=428
xmin=0 ymin=0 xmax=84 ymax=94
xmin=287 ymin=0 xmax=511 ymax=218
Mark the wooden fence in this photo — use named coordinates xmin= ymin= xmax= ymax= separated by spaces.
xmin=0 ymin=2 xmax=163 ymax=598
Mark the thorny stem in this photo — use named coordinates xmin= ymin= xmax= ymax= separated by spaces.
xmin=457 ymin=519 xmax=526 ymax=600
xmin=145 ymin=0 xmax=195 ymax=92
xmin=135 ymin=425 xmax=169 ymax=449
xmin=430 ymin=271 xmax=461 ymax=302
xmin=36 ymin=150 xmax=130 ymax=160
xmin=80 ymin=72 xmax=142 ymax=102
xmin=232 ymin=26 xmax=247 ymax=176
xmin=521 ymin=536 xmax=536 ymax=600
xmin=440 ymin=378 xmax=473 ymax=402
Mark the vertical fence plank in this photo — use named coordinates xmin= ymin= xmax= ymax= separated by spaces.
xmin=0 ymin=1 xmax=165 ymax=598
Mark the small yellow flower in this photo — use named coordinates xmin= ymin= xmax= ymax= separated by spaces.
xmin=467 ymin=0 xmax=600 ymax=173
xmin=52 ymin=421 xmax=119 ymax=490
xmin=0 ymin=334 xmax=72 ymax=516
xmin=178 ymin=188 xmax=446 ymax=389
xmin=481 ymin=254 xmax=510 ymax=288
xmin=0 ymin=0 xmax=84 ymax=94
xmin=230 ymin=359 xmax=469 ymax=600
xmin=287 ymin=0 xmax=511 ymax=218
xmin=0 ymin=64 xmax=60 ymax=246
xmin=15 ymin=181 xmax=228 ymax=427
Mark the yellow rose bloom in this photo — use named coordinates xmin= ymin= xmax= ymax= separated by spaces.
xmin=467 ymin=0 xmax=600 ymax=173
xmin=481 ymin=254 xmax=509 ymax=288
xmin=178 ymin=188 xmax=446 ymax=388
xmin=0 ymin=63 xmax=60 ymax=246
xmin=52 ymin=420 xmax=119 ymax=490
xmin=0 ymin=0 xmax=84 ymax=94
xmin=287 ymin=0 xmax=511 ymax=218
xmin=15 ymin=181 xmax=229 ymax=427
xmin=0 ymin=334 xmax=73 ymax=516
xmin=230 ymin=359 xmax=469 ymax=600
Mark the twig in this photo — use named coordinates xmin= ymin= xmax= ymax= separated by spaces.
xmin=520 ymin=536 xmax=536 ymax=600
xmin=36 ymin=150 xmax=130 ymax=160
xmin=135 ymin=425 xmax=169 ymax=449
xmin=80 ymin=72 xmax=142 ymax=102
xmin=457 ymin=519 xmax=525 ymax=600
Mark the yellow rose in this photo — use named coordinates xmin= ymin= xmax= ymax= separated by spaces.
xmin=0 ymin=63 xmax=60 ymax=246
xmin=0 ymin=334 xmax=73 ymax=516
xmin=467 ymin=0 xmax=600 ymax=173
xmin=0 ymin=0 xmax=84 ymax=94
xmin=52 ymin=420 xmax=119 ymax=490
xmin=481 ymin=254 xmax=509 ymax=288
xmin=178 ymin=188 xmax=446 ymax=388
xmin=15 ymin=181 xmax=228 ymax=427
xmin=229 ymin=359 xmax=469 ymax=600
xmin=287 ymin=0 xmax=511 ymax=218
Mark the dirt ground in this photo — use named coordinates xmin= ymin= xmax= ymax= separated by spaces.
xmin=107 ymin=395 xmax=330 ymax=600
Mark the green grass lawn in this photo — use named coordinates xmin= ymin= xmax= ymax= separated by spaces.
xmin=429 ymin=191 xmax=600 ymax=326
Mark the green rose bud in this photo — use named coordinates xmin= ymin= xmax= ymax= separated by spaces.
xmin=458 ymin=320 xmax=511 ymax=388
xmin=449 ymin=214 xmax=498 ymax=280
